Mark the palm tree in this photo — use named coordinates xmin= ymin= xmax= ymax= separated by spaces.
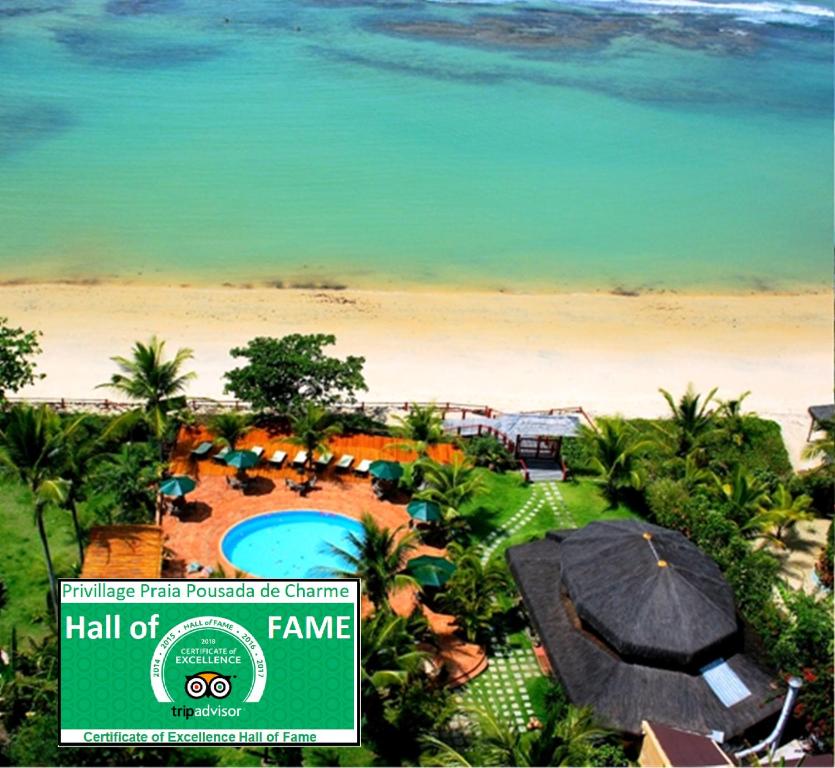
xmin=659 ymin=385 xmax=719 ymax=456
xmin=802 ymin=418 xmax=835 ymax=466
xmin=717 ymin=391 xmax=752 ymax=447
xmin=436 ymin=544 xmax=512 ymax=642
xmin=208 ymin=411 xmax=252 ymax=451
xmin=422 ymin=702 xmax=610 ymax=767
xmin=287 ymin=403 xmax=341 ymax=474
xmin=744 ymin=485 xmax=815 ymax=547
xmin=714 ymin=465 xmax=770 ymax=525
xmin=330 ymin=513 xmax=418 ymax=611
xmin=580 ymin=419 xmax=650 ymax=504
xmin=0 ymin=406 xmax=80 ymax=619
xmin=417 ymin=457 xmax=483 ymax=518
xmin=88 ymin=443 xmax=161 ymax=524
xmin=361 ymin=610 xmax=428 ymax=693
xmin=389 ymin=403 xmax=446 ymax=457
xmin=98 ymin=336 xmax=196 ymax=456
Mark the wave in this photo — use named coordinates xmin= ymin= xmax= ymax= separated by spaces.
xmin=425 ymin=0 xmax=834 ymax=27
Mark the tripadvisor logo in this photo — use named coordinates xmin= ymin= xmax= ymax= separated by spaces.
xmin=151 ymin=616 xmax=267 ymax=716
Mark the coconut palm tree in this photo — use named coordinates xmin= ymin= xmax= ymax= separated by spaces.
xmin=422 ymin=702 xmax=611 ymax=767
xmin=802 ymin=418 xmax=835 ymax=466
xmin=208 ymin=411 xmax=253 ymax=451
xmin=714 ymin=465 xmax=770 ymax=525
xmin=744 ymin=484 xmax=815 ymax=547
xmin=88 ymin=443 xmax=161 ymax=525
xmin=329 ymin=513 xmax=418 ymax=611
xmin=98 ymin=336 xmax=196 ymax=456
xmin=717 ymin=390 xmax=753 ymax=447
xmin=361 ymin=610 xmax=428 ymax=693
xmin=0 ymin=405 xmax=81 ymax=619
xmin=287 ymin=403 xmax=341 ymax=474
xmin=580 ymin=419 xmax=651 ymax=504
xmin=389 ymin=403 xmax=446 ymax=457
xmin=436 ymin=544 xmax=512 ymax=642
xmin=416 ymin=457 xmax=483 ymax=517
xmin=659 ymin=385 xmax=719 ymax=456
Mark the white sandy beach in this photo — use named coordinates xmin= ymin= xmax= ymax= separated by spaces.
xmin=2 ymin=284 xmax=831 ymax=467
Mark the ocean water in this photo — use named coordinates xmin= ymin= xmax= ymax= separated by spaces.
xmin=0 ymin=0 xmax=831 ymax=292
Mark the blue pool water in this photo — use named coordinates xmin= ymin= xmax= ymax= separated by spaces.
xmin=221 ymin=510 xmax=364 ymax=579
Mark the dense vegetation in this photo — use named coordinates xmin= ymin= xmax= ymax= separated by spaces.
xmin=0 ymin=326 xmax=831 ymax=765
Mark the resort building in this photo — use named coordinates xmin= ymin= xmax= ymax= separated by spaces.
xmin=507 ymin=520 xmax=783 ymax=741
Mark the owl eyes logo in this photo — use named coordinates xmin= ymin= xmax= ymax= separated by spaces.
xmin=185 ymin=671 xmax=232 ymax=700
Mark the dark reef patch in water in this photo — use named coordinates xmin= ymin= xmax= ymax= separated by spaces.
xmin=0 ymin=1 xmax=70 ymax=18
xmin=52 ymin=27 xmax=223 ymax=69
xmin=364 ymin=8 xmax=826 ymax=58
xmin=0 ymin=104 xmax=74 ymax=158
xmin=104 ymin=0 xmax=183 ymax=16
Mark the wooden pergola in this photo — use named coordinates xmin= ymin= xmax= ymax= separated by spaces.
xmin=81 ymin=525 xmax=164 ymax=579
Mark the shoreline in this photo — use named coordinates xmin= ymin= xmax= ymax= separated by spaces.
xmin=2 ymin=283 xmax=831 ymax=468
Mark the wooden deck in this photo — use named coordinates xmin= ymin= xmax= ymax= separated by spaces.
xmin=81 ymin=524 xmax=164 ymax=579
xmin=171 ymin=425 xmax=460 ymax=480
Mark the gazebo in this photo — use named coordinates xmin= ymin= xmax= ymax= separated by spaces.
xmin=507 ymin=520 xmax=782 ymax=739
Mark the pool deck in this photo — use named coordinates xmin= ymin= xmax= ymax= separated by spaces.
xmin=164 ymin=430 xmax=486 ymax=686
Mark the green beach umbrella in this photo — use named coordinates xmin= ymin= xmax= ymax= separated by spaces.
xmin=406 ymin=555 xmax=456 ymax=588
xmin=159 ymin=475 xmax=196 ymax=498
xmin=224 ymin=450 xmax=259 ymax=470
xmin=406 ymin=499 xmax=442 ymax=523
xmin=369 ymin=460 xmax=403 ymax=481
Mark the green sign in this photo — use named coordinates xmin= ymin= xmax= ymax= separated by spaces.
xmin=59 ymin=579 xmax=360 ymax=747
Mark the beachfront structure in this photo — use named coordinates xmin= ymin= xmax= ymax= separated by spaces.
xmin=807 ymin=403 xmax=834 ymax=440
xmin=506 ymin=520 xmax=782 ymax=739
xmin=444 ymin=410 xmax=584 ymax=480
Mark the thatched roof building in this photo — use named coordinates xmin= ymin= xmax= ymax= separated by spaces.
xmin=507 ymin=520 xmax=782 ymax=738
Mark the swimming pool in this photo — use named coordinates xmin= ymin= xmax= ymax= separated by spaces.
xmin=220 ymin=510 xmax=364 ymax=579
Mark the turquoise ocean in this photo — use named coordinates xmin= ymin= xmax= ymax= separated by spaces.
xmin=0 ymin=0 xmax=831 ymax=292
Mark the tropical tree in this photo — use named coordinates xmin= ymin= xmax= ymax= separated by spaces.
xmin=208 ymin=411 xmax=252 ymax=450
xmin=98 ymin=336 xmax=196 ymax=456
xmin=714 ymin=465 xmax=770 ymax=525
xmin=744 ymin=485 xmax=815 ymax=547
xmin=463 ymin=435 xmax=516 ymax=472
xmin=422 ymin=702 xmax=612 ymax=767
xmin=287 ymin=403 xmax=341 ymax=473
xmin=390 ymin=404 xmax=446 ymax=457
xmin=330 ymin=513 xmax=418 ymax=611
xmin=224 ymin=334 xmax=366 ymax=414
xmin=436 ymin=545 xmax=512 ymax=642
xmin=417 ymin=457 xmax=483 ymax=518
xmin=717 ymin=390 xmax=753 ymax=447
xmin=659 ymin=385 xmax=719 ymax=456
xmin=0 ymin=406 xmax=80 ymax=618
xmin=0 ymin=317 xmax=43 ymax=402
xmin=802 ymin=418 xmax=835 ymax=467
xmin=580 ymin=418 xmax=650 ymax=504
xmin=87 ymin=443 xmax=161 ymax=525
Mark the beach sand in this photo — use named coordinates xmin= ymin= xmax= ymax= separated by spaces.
xmin=2 ymin=283 xmax=830 ymax=467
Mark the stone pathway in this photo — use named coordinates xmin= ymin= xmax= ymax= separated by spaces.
xmin=480 ymin=481 xmax=574 ymax=564
xmin=456 ymin=642 xmax=542 ymax=734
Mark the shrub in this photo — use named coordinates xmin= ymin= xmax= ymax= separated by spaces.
xmin=645 ymin=478 xmax=691 ymax=529
xmin=463 ymin=435 xmax=517 ymax=472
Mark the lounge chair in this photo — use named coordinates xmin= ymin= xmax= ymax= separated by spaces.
xmin=268 ymin=450 xmax=287 ymax=467
xmin=213 ymin=446 xmax=230 ymax=463
xmin=292 ymin=451 xmax=308 ymax=467
xmin=354 ymin=458 xmax=372 ymax=475
xmin=336 ymin=454 xmax=354 ymax=471
xmin=250 ymin=446 xmax=264 ymax=461
xmin=190 ymin=441 xmax=213 ymax=459
xmin=315 ymin=451 xmax=334 ymax=468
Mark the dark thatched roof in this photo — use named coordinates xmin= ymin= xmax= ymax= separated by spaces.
xmin=559 ymin=520 xmax=738 ymax=669
xmin=808 ymin=404 xmax=835 ymax=426
xmin=507 ymin=533 xmax=782 ymax=737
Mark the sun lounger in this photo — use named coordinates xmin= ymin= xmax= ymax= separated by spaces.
xmin=268 ymin=450 xmax=287 ymax=467
xmin=355 ymin=458 xmax=371 ymax=475
xmin=292 ymin=451 xmax=308 ymax=467
xmin=190 ymin=441 xmax=213 ymax=458
xmin=315 ymin=452 xmax=334 ymax=468
xmin=336 ymin=454 xmax=354 ymax=471
xmin=250 ymin=446 xmax=264 ymax=461
xmin=213 ymin=446 xmax=230 ymax=463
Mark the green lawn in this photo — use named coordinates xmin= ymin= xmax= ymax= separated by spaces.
xmin=0 ymin=479 xmax=80 ymax=644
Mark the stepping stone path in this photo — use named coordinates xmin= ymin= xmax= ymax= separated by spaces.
xmin=445 ymin=481 xmax=577 ymax=738
xmin=480 ymin=481 xmax=573 ymax=565
xmin=456 ymin=641 xmax=542 ymax=735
